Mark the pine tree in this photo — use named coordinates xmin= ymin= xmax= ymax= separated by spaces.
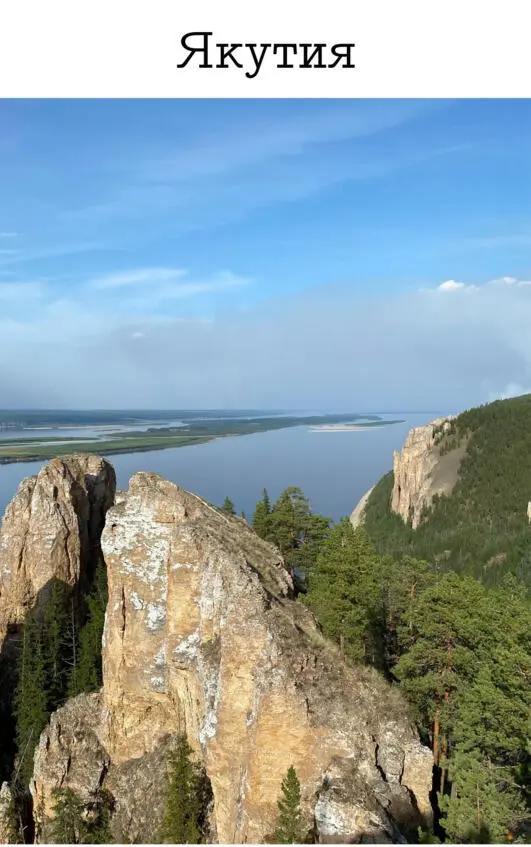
xmin=159 ymin=735 xmax=206 ymax=844
xmin=273 ymin=765 xmax=303 ymax=844
xmin=252 ymin=489 xmax=272 ymax=540
xmin=220 ymin=497 xmax=236 ymax=516
xmin=42 ymin=579 xmax=70 ymax=710
xmin=440 ymin=749 xmax=526 ymax=843
xmin=13 ymin=614 xmax=49 ymax=786
xmin=70 ymin=559 xmax=108 ymax=696
xmin=50 ymin=787 xmax=88 ymax=844
xmin=304 ymin=520 xmax=384 ymax=665
xmin=50 ymin=786 xmax=113 ymax=844
xmin=394 ymin=573 xmax=491 ymax=772
xmin=267 ymin=487 xmax=330 ymax=577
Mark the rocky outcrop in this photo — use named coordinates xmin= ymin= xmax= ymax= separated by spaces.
xmin=391 ymin=417 xmax=460 ymax=529
xmin=32 ymin=471 xmax=432 ymax=844
xmin=350 ymin=485 xmax=375 ymax=529
xmin=0 ymin=783 xmax=13 ymax=842
xmin=0 ymin=454 xmax=116 ymax=652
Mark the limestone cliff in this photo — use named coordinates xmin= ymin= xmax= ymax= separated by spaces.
xmin=31 ymin=471 xmax=432 ymax=844
xmin=390 ymin=417 xmax=460 ymax=529
xmin=349 ymin=485 xmax=375 ymax=529
xmin=0 ymin=454 xmax=116 ymax=653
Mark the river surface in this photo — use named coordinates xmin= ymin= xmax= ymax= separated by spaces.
xmin=0 ymin=412 xmax=448 ymax=522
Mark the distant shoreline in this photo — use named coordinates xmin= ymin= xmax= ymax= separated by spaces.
xmin=309 ymin=420 xmax=404 ymax=432
xmin=0 ymin=413 xmax=381 ymax=465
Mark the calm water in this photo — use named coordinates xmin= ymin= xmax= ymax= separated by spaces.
xmin=0 ymin=412 xmax=446 ymax=523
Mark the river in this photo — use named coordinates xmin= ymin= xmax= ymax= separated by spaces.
xmin=0 ymin=412 xmax=448 ymax=522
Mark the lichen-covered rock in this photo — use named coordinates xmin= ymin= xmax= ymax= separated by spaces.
xmin=32 ymin=472 xmax=432 ymax=843
xmin=0 ymin=454 xmax=116 ymax=651
xmin=0 ymin=782 xmax=13 ymax=843
xmin=391 ymin=417 xmax=457 ymax=529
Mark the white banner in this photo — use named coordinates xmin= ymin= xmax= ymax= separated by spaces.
xmin=0 ymin=0 xmax=530 ymax=97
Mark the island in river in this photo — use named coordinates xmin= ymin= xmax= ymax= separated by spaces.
xmin=0 ymin=410 xmax=404 ymax=464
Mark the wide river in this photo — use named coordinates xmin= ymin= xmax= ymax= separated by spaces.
xmin=0 ymin=412 xmax=448 ymax=523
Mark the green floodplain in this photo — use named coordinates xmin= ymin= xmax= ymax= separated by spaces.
xmin=0 ymin=411 xmax=404 ymax=464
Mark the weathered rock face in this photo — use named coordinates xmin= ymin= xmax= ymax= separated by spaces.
xmin=391 ymin=417 xmax=457 ymax=529
xmin=32 ymin=471 xmax=432 ymax=844
xmin=0 ymin=783 xmax=12 ymax=842
xmin=0 ymin=454 xmax=116 ymax=651
xmin=350 ymin=485 xmax=375 ymax=529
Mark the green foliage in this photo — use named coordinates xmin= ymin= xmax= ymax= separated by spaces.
xmin=440 ymin=749 xmax=526 ymax=843
xmin=13 ymin=614 xmax=49 ymax=786
xmin=252 ymin=488 xmax=272 ymax=539
xmin=159 ymin=735 xmax=210 ymax=844
xmin=304 ymin=521 xmax=384 ymax=665
xmin=42 ymin=581 xmax=70 ymax=711
xmin=364 ymin=394 xmax=531 ymax=587
xmin=272 ymin=766 xmax=303 ymax=844
xmin=220 ymin=496 xmax=236 ymax=516
xmin=252 ymin=486 xmax=330 ymax=580
xmin=49 ymin=787 xmax=113 ymax=844
xmin=69 ymin=559 xmax=108 ymax=696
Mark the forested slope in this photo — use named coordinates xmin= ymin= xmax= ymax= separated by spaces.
xmin=364 ymin=394 xmax=531 ymax=587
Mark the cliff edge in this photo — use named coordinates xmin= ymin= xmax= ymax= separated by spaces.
xmin=29 ymin=470 xmax=432 ymax=843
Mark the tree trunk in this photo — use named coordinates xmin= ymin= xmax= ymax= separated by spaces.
xmin=433 ymin=713 xmax=440 ymax=765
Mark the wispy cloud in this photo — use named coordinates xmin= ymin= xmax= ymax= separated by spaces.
xmin=87 ymin=267 xmax=251 ymax=302
xmin=90 ymin=267 xmax=187 ymax=290
xmin=0 ymin=241 xmax=106 ymax=268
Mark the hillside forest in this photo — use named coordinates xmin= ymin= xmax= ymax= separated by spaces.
xmin=0 ymin=399 xmax=530 ymax=843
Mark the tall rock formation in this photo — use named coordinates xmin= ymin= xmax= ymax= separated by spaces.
xmin=32 ymin=471 xmax=432 ymax=844
xmin=0 ymin=454 xmax=116 ymax=652
xmin=390 ymin=417 xmax=458 ymax=529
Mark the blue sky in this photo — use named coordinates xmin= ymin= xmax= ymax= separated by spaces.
xmin=0 ymin=98 xmax=530 ymax=409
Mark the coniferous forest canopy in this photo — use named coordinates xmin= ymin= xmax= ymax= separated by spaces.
xmin=0 ymin=395 xmax=529 ymax=843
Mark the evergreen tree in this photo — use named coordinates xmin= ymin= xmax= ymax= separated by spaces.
xmin=273 ymin=765 xmax=303 ymax=844
xmin=220 ymin=497 xmax=236 ymax=516
xmin=252 ymin=489 xmax=272 ymax=540
xmin=42 ymin=579 xmax=70 ymax=710
xmin=440 ymin=749 xmax=526 ymax=843
xmin=50 ymin=786 xmax=113 ymax=844
xmin=70 ymin=559 xmax=108 ymax=696
xmin=304 ymin=520 xmax=384 ymax=665
xmin=13 ymin=614 xmax=49 ymax=786
xmin=50 ymin=787 xmax=88 ymax=844
xmin=394 ymin=573 xmax=491 ymax=771
xmin=268 ymin=487 xmax=330 ymax=577
xmin=159 ymin=735 xmax=206 ymax=844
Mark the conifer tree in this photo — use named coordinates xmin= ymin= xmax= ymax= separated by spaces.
xmin=70 ymin=559 xmax=107 ymax=696
xmin=42 ymin=579 xmax=70 ymax=710
xmin=50 ymin=787 xmax=88 ymax=844
xmin=273 ymin=765 xmax=303 ymax=844
xmin=13 ymin=614 xmax=49 ymax=786
xmin=220 ymin=497 xmax=236 ymax=516
xmin=50 ymin=786 xmax=113 ymax=844
xmin=159 ymin=735 xmax=206 ymax=844
xmin=252 ymin=488 xmax=272 ymax=540
xmin=304 ymin=520 xmax=384 ymax=665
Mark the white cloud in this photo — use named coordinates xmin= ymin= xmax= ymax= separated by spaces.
xmin=90 ymin=267 xmax=187 ymax=290
xmin=437 ymin=280 xmax=467 ymax=292
xmin=2 ymin=274 xmax=531 ymax=410
xmin=88 ymin=267 xmax=251 ymax=302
